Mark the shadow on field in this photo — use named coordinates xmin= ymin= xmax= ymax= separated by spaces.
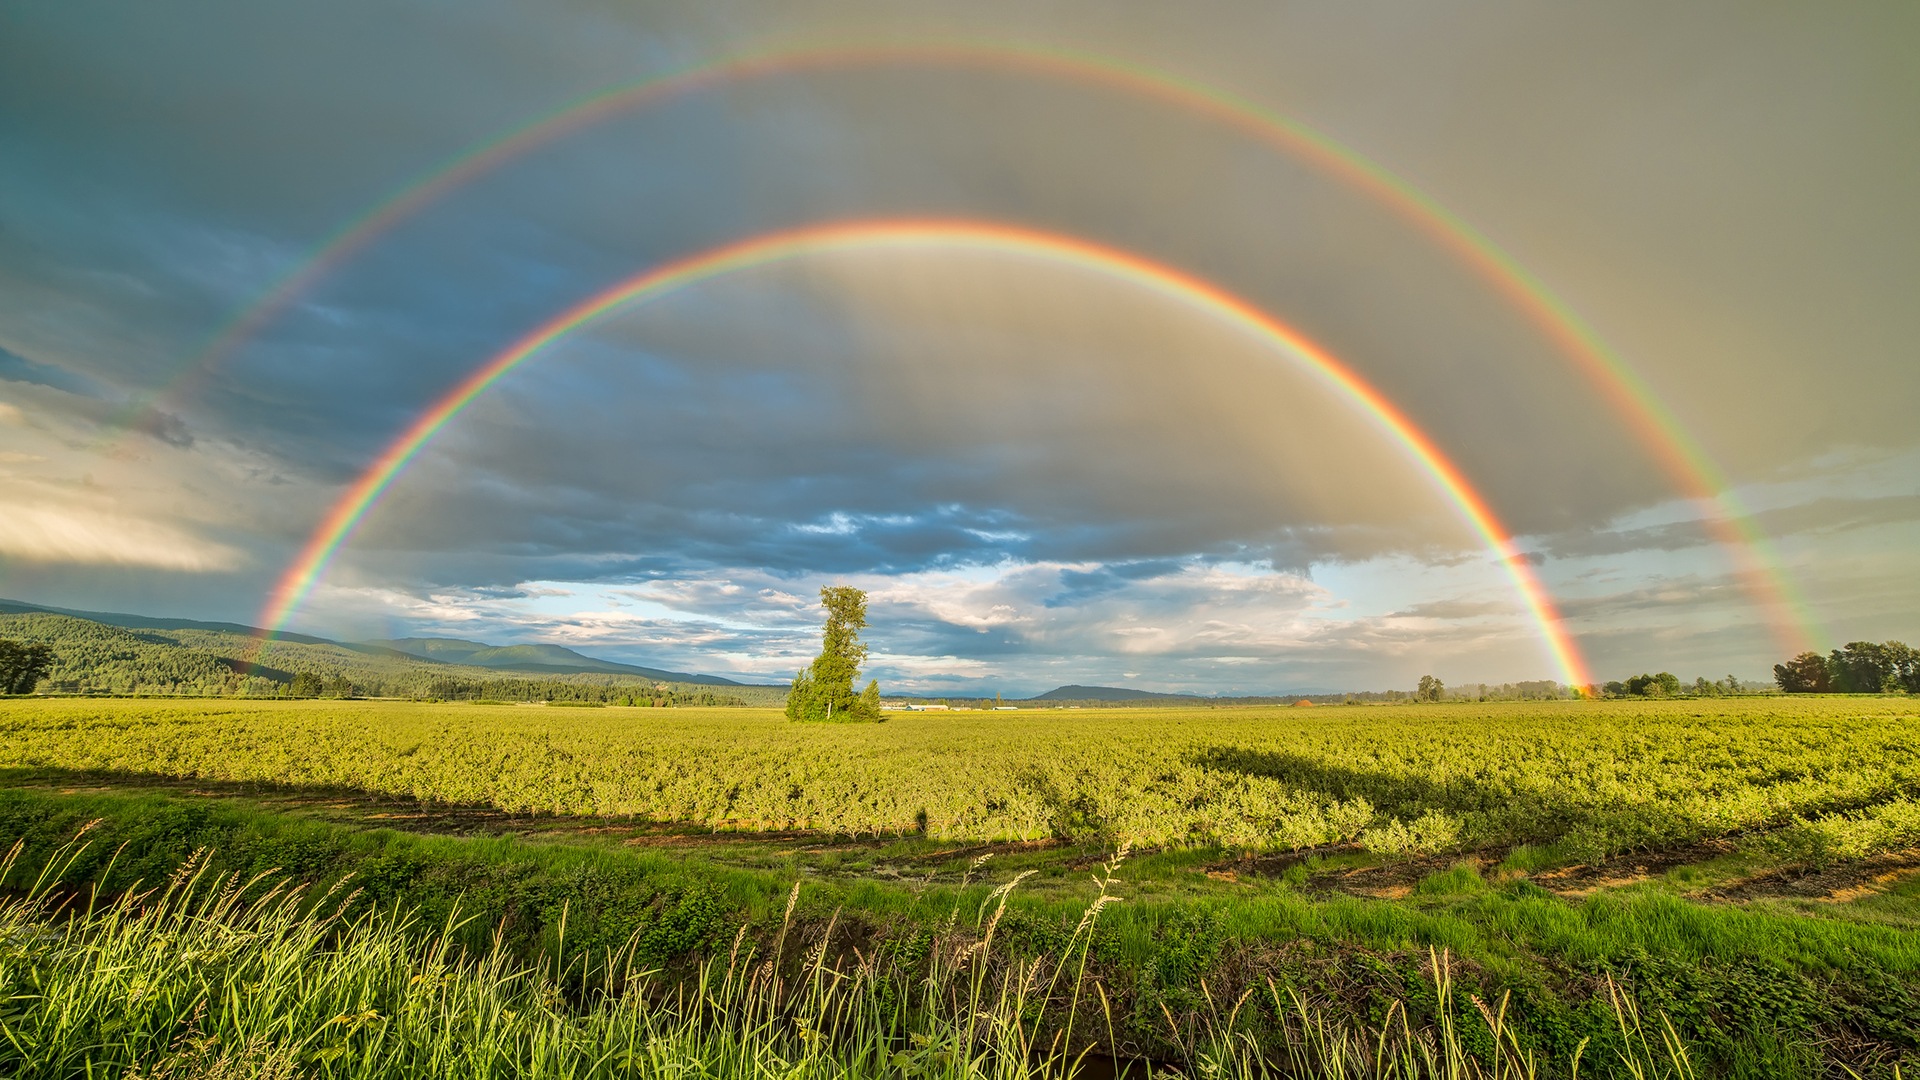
xmin=0 ymin=766 xmax=880 ymax=851
xmin=1190 ymin=746 xmax=1592 ymax=844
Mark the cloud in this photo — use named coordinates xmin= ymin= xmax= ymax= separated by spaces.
xmin=1386 ymin=598 xmax=1516 ymax=621
xmin=66 ymin=400 xmax=196 ymax=448
xmin=1545 ymin=494 xmax=1920 ymax=560
xmin=0 ymin=2 xmax=1914 ymax=687
xmin=0 ymin=502 xmax=243 ymax=571
xmin=0 ymin=349 xmax=194 ymax=447
xmin=0 ymin=346 xmax=105 ymax=397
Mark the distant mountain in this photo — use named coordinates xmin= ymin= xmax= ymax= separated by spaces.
xmin=0 ymin=597 xmax=768 ymax=689
xmin=0 ymin=597 xmax=339 ymax=647
xmin=365 ymin=637 xmax=752 ymax=686
xmin=1026 ymin=684 xmax=1199 ymax=702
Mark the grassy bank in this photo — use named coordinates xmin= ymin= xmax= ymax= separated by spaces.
xmin=1 ymin=830 xmax=1721 ymax=1080
xmin=1 ymin=784 xmax=1915 ymax=1077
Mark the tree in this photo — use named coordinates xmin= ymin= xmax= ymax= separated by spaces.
xmin=1888 ymin=642 xmax=1920 ymax=693
xmin=0 ymin=639 xmax=54 ymax=694
xmin=288 ymin=671 xmax=324 ymax=698
xmin=1416 ymin=675 xmax=1444 ymax=703
xmin=1773 ymin=651 xmax=1830 ymax=693
xmin=1621 ymin=672 xmax=1680 ymax=697
xmin=1828 ymin=642 xmax=1895 ymax=693
xmin=787 ymin=587 xmax=882 ymax=722
xmin=326 ymin=674 xmax=355 ymax=699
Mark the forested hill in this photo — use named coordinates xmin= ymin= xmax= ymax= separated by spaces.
xmin=0 ymin=608 xmax=780 ymax=704
xmin=368 ymin=637 xmax=743 ymax=685
xmin=0 ymin=597 xmax=336 ymax=645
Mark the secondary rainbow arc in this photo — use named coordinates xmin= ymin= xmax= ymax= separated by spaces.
xmin=256 ymin=219 xmax=1594 ymax=689
xmin=125 ymin=39 xmax=1817 ymax=659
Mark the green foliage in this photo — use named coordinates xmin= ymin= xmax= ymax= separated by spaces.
xmin=1762 ymin=796 xmax=1920 ymax=868
xmin=1 ymin=771 xmax=1917 ymax=1077
xmin=287 ymin=670 xmax=324 ymax=698
xmin=787 ymin=586 xmax=882 ymax=722
xmin=0 ymin=637 xmax=54 ymax=694
xmin=1830 ymin=640 xmax=1919 ymax=694
xmin=0 ymin=611 xmax=767 ymax=703
xmin=1614 ymin=672 xmax=1682 ymax=697
xmin=0 ymin=614 xmax=241 ymax=694
xmin=0 ymin=833 xmax=1741 ymax=1080
xmin=1773 ymin=651 xmax=1833 ymax=693
xmin=1416 ymin=674 xmax=1444 ymax=702
xmin=1774 ymin=640 xmax=1920 ymax=694
xmin=4 ymin=696 xmax=1918 ymax=859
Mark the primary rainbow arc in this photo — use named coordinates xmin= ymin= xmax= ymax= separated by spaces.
xmin=257 ymin=219 xmax=1594 ymax=689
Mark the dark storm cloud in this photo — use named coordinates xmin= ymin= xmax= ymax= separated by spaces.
xmin=0 ymin=350 xmax=196 ymax=448
xmin=0 ymin=346 xmax=104 ymax=398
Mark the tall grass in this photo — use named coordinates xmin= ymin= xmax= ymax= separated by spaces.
xmin=0 ymin=839 xmax=1739 ymax=1080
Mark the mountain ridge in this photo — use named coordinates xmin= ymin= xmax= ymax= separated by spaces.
xmin=1026 ymin=684 xmax=1196 ymax=702
xmin=366 ymin=636 xmax=753 ymax=686
xmin=0 ymin=598 xmax=764 ymax=687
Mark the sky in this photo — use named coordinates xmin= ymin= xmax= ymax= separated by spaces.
xmin=1 ymin=2 xmax=1915 ymax=695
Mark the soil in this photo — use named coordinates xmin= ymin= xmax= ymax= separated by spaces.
xmin=1702 ymin=850 xmax=1920 ymax=904
xmin=1207 ymin=833 xmax=1920 ymax=906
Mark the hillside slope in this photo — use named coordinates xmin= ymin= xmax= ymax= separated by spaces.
xmin=0 ymin=606 xmax=774 ymax=703
xmin=1027 ymin=684 xmax=1196 ymax=702
xmin=369 ymin=637 xmax=746 ymax=685
xmin=0 ymin=597 xmax=763 ymax=689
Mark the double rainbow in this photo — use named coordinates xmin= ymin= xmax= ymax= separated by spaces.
xmin=150 ymin=39 xmax=1805 ymax=676
xmin=257 ymin=220 xmax=1594 ymax=689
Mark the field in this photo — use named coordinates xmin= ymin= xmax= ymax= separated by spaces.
xmin=3 ymin=696 xmax=1918 ymax=1077
xmin=7 ymin=696 xmax=1920 ymax=859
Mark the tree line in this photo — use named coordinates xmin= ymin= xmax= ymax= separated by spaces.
xmin=280 ymin=670 xmax=751 ymax=706
xmin=1773 ymin=640 xmax=1920 ymax=694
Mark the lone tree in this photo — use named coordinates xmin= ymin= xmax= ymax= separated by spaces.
xmin=1416 ymin=675 xmax=1444 ymax=702
xmin=787 ymin=586 xmax=882 ymax=722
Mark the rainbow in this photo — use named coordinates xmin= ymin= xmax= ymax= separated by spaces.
xmin=257 ymin=219 xmax=1594 ymax=689
xmin=131 ymin=40 xmax=1815 ymax=655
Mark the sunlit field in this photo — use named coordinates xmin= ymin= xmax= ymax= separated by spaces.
xmin=6 ymin=696 xmax=1916 ymax=859
xmin=3 ymin=696 xmax=1918 ymax=1077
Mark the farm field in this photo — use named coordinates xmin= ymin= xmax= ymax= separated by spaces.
xmin=5 ymin=696 xmax=1919 ymax=861
xmin=3 ymin=696 xmax=1919 ymax=1077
